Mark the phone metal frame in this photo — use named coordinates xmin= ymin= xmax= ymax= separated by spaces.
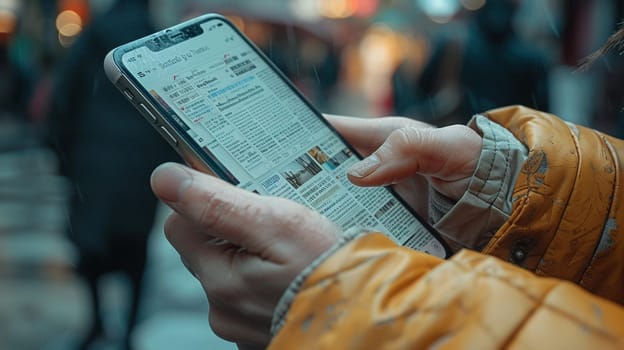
xmin=104 ymin=13 xmax=452 ymax=258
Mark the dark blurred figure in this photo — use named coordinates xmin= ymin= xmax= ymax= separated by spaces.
xmin=0 ymin=28 xmax=32 ymax=121
xmin=256 ymin=23 xmax=340 ymax=110
xmin=591 ymin=2 xmax=624 ymax=139
xmin=46 ymin=0 xmax=176 ymax=348
xmin=393 ymin=0 xmax=550 ymax=126
xmin=593 ymin=52 xmax=624 ymax=138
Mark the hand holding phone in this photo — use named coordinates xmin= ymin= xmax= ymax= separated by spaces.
xmin=151 ymin=161 xmax=341 ymax=345
xmin=104 ymin=14 xmax=450 ymax=258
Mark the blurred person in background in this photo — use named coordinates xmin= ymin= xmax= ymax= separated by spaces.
xmin=0 ymin=21 xmax=32 ymax=121
xmin=594 ymin=50 xmax=624 ymax=138
xmin=392 ymin=0 xmax=550 ymax=126
xmin=264 ymin=32 xmax=340 ymax=111
xmin=179 ymin=2 xmax=341 ymax=111
xmin=591 ymin=3 xmax=624 ymax=138
xmin=46 ymin=0 xmax=176 ymax=348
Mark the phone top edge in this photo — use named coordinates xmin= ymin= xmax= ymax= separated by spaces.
xmin=111 ymin=13 xmax=227 ymax=57
xmin=103 ymin=14 xmax=229 ymax=88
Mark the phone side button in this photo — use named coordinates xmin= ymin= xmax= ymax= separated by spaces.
xmin=123 ymin=89 xmax=135 ymax=101
xmin=139 ymin=103 xmax=158 ymax=123
xmin=159 ymin=126 xmax=178 ymax=146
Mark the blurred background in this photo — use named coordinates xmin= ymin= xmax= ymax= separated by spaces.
xmin=0 ymin=0 xmax=622 ymax=349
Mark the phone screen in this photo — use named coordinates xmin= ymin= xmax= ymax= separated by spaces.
xmin=116 ymin=16 xmax=447 ymax=258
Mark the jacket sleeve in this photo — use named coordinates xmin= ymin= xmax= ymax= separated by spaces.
xmin=430 ymin=114 xmax=528 ymax=252
xmin=269 ymin=106 xmax=624 ymax=348
xmin=269 ymin=233 xmax=624 ymax=349
xmin=481 ymin=106 xmax=624 ymax=304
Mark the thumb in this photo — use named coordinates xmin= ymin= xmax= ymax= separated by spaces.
xmin=150 ymin=162 xmax=270 ymax=251
xmin=150 ymin=163 xmax=339 ymax=259
xmin=347 ymin=125 xmax=481 ymax=187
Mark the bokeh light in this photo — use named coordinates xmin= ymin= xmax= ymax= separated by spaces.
xmin=460 ymin=0 xmax=487 ymax=11
xmin=226 ymin=15 xmax=245 ymax=32
xmin=417 ymin=0 xmax=461 ymax=24
xmin=0 ymin=0 xmax=17 ymax=36
xmin=56 ymin=10 xmax=83 ymax=47
xmin=357 ymin=23 xmax=407 ymax=109
xmin=290 ymin=0 xmax=323 ymax=22
xmin=55 ymin=10 xmax=82 ymax=31
xmin=291 ymin=0 xmax=378 ymax=20
xmin=0 ymin=8 xmax=16 ymax=34
xmin=318 ymin=0 xmax=358 ymax=19
xmin=354 ymin=0 xmax=379 ymax=18
xmin=359 ymin=24 xmax=402 ymax=72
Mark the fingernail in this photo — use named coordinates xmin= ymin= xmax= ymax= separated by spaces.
xmin=348 ymin=154 xmax=380 ymax=178
xmin=151 ymin=163 xmax=192 ymax=203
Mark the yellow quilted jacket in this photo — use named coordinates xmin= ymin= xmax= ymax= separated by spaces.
xmin=269 ymin=106 xmax=624 ymax=349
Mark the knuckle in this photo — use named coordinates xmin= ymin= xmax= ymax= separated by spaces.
xmin=281 ymin=208 xmax=309 ymax=230
xmin=444 ymin=124 xmax=471 ymax=137
xmin=272 ymin=199 xmax=312 ymax=233
xmin=394 ymin=127 xmax=414 ymax=142
xmin=268 ymin=201 xmax=338 ymax=251
xmin=196 ymin=190 xmax=234 ymax=229
xmin=388 ymin=127 xmax=419 ymax=151
xmin=398 ymin=126 xmax=437 ymax=148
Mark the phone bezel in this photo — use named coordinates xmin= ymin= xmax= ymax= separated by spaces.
xmin=105 ymin=13 xmax=452 ymax=258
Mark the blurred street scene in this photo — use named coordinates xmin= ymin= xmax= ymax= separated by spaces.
xmin=1 ymin=0 xmax=623 ymax=349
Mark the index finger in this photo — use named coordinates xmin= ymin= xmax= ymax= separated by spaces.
xmin=324 ymin=114 xmax=433 ymax=156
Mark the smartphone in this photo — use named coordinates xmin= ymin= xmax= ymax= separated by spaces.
xmin=104 ymin=14 xmax=450 ymax=258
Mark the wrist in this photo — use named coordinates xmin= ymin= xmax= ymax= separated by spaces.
xmin=271 ymin=227 xmax=369 ymax=336
xmin=429 ymin=115 xmax=528 ymax=252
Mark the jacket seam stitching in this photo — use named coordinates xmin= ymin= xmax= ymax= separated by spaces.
xmin=479 ymin=112 xmax=536 ymax=256
xmin=535 ymin=121 xmax=581 ymax=277
xmin=451 ymin=258 xmax=621 ymax=345
xmin=579 ymin=135 xmax=618 ymax=286
xmin=469 ymin=117 xmax=512 ymax=210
